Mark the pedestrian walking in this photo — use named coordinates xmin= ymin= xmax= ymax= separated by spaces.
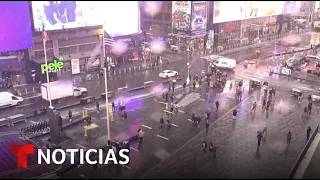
xmin=96 ymin=101 xmax=100 ymax=113
xmin=263 ymin=123 xmax=267 ymax=135
xmin=112 ymin=102 xmax=115 ymax=112
xmin=229 ymin=82 xmax=233 ymax=91
xmin=308 ymin=95 xmax=312 ymax=102
xmin=205 ymin=120 xmax=209 ymax=133
xmin=307 ymin=126 xmax=312 ymax=140
xmin=251 ymin=101 xmax=257 ymax=113
xmin=170 ymin=93 xmax=174 ymax=102
xmin=193 ymin=82 xmax=196 ymax=92
xmin=287 ymin=131 xmax=292 ymax=144
xmin=232 ymin=109 xmax=237 ymax=120
xmin=160 ymin=115 xmax=165 ymax=127
xmin=68 ymin=110 xmax=72 ymax=122
xmin=257 ymin=133 xmax=263 ymax=147
xmin=202 ymin=141 xmax=207 ymax=152
xmin=215 ymin=101 xmax=220 ymax=110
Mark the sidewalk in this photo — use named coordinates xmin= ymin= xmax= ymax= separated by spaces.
xmin=144 ymin=89 xmax=320 ymax=179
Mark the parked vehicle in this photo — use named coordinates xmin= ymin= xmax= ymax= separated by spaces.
xmin=159 ymin=70 xmax=178 ymax=78
xmin=0 ymin=92 xmax=23 ymax=108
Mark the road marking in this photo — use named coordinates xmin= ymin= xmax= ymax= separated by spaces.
xmin=80 ymin=174 xmax=86 ymax=178
xmin=121 ymin=164 xmax=132 ymax=170
xmin=75 ymin=143 xmax=86 ymax=149
xmin=159 ymin=101 xmax=167 ymax=105
xmin=66 ymin=152 xmax=71 ymax=157
xmin=30 ymin=121 xmax=37 ymax=124
xmin=199 ymin=98 xmax=206 ymax=101
xmin=141 ymin=93 xmax=253 ymax=178
xmin=24 ymin=94 xmax=42 ymax=100
xmin=157 ymin=135 xmax=169 ymax=141
xmin=187 ymin=119 xmax=192 ymax=122
xmin=171 ymin=124 xmax=178 ymax=127
xmin=17 ymin=103 xmax=33 ymax=108
xmin=163 ymin=110 xmax=173 ymax=114
xmin=178 ymin=110 xmax=185 ymax=113
xmin=141 ymin=124 xmax=152 ymax=130
xmin=130 ymin=147 xmax=139 ymax=152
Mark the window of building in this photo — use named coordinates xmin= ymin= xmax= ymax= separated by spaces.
xmin=167 ymin=2 xmax=172 ymax=11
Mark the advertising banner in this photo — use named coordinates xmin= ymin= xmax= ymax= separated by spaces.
xmin=71 ymin=59 xmax=80 ymax=75
xmin=172 ymin=1 xmax=192 ymax=35
xmin=299 ymin=1 xmax=312 ymax=13
xmin=213 ymin=1 xmax=284 ymax=24
xmin=0 ymin=2 xmax=33 ymax=53
xmin=283 ymin=1 xmax=302 ymax=14
xmin=31 ymin=1 xmax=139 ymax=37
xmin=191 ymin=1 xmax=207 ymax=36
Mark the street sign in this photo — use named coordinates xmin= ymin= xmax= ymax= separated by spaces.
xmin=281 ymin=67 xmax=292 ymax=75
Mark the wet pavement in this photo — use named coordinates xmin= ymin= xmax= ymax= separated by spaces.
xmin=1 ymin=30 xmax=320 ymax=179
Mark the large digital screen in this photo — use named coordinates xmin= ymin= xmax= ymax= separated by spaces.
xmin=191 ymin=1 xmax=207 ymax=36
xmin=283 ymin=1 xmax=302 ymax=14
xmin=0 ymin=2 xmax=33 ymax=53
xmin=31 ymin=1 xmax=139 ymax=37
xmin=213 ymin=1 xmax=284 ymax=24
xmin=172 ymin=1 xmax=192 ymax=35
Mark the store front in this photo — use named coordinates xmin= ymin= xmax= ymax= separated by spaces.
xmin=212 ymin=20 xmax=241 ymax=47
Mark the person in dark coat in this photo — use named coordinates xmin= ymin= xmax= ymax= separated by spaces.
xmin=308 ymin=102 xmax=313 ymax=115
xmin=307 ymin=126 xmax=312 ymax=140
xmin=215 ymin=101 xmax=220 ymax=110
xmin=287 ymin=131 xmax=292 ymax=144
xmin=112 ymin=102 xmax=115 ymax=112
xmin=232 ymin=109 xmax=237 ymax=120
xmin=160 ymin=115 xmax=165 ymax=127
xmin=257 ymin=133 xmax=263 ymax=147
xmin=96 ymin=101 xmax=100 ymax=113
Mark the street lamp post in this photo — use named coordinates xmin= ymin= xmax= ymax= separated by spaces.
xmin=103 ymin=67 xmax=110 ymax=142
xmin=187 ymin=62 xmax=190 ymax=85
xmin=42 ymin=25 xmax=52 ymax=107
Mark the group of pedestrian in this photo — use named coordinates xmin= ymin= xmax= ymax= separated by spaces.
xmin=202 ymin=141 xmax=217 ymax=159
xmin=261 ymin=86 xmax=275 ymax=111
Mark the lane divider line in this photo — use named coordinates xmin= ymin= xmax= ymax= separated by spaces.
xmin=178 ymin=110 xmax=185 ymax=113
xmin=141 ymin=124 xmax=152 ymax=130
xmin=163 ymin=110 xmax=173 ymax=114
xmin=187 ymin=119 xmax=192 ymax=122
xmin=171 ymin=124 xmax=178 ymax=127
xmin=157 ymin=135 xmax=169 ymax=141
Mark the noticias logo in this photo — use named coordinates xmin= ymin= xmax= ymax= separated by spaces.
xmin=10 ymin=144 xmax=130 ymax=168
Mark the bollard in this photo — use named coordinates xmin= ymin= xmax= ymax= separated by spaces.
xmin=119 ymin=70 xmax=121 ymax=75
xmin=25 ymin=88 xmax=27 ymax=94
xmin=18 ymin=90 xmax=21 ymax=96
xmin=114 ymin=71 xmax=116 ymax=76
xmin=33 ymin=87 xmax=35 ymax=92
xmin=134 ymin=66 xmax=136 ymax=71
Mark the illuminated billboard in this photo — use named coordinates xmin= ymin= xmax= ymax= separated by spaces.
xmin=283 ymin=1 xmax=302 ymax=14
xmin=172 ymin=1 xmax=192 ymax=35
xmin=191 ymin=1 xmax=207 ymax=36
xmin=31 ymin=1 xmax=139 ymax=37
xmin=213 ymin=1 xmax=284 ymax=23
xmin=0 ymin=2 xmax=33 ymax=53
xmin=315 ymin=1 xmax=320 ymax=12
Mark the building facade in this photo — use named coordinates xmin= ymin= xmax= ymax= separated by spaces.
xmin=140 ymin=1 xmax=172 ymax=38
xmin=28 ymin=26 xmax=104 ymax=78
